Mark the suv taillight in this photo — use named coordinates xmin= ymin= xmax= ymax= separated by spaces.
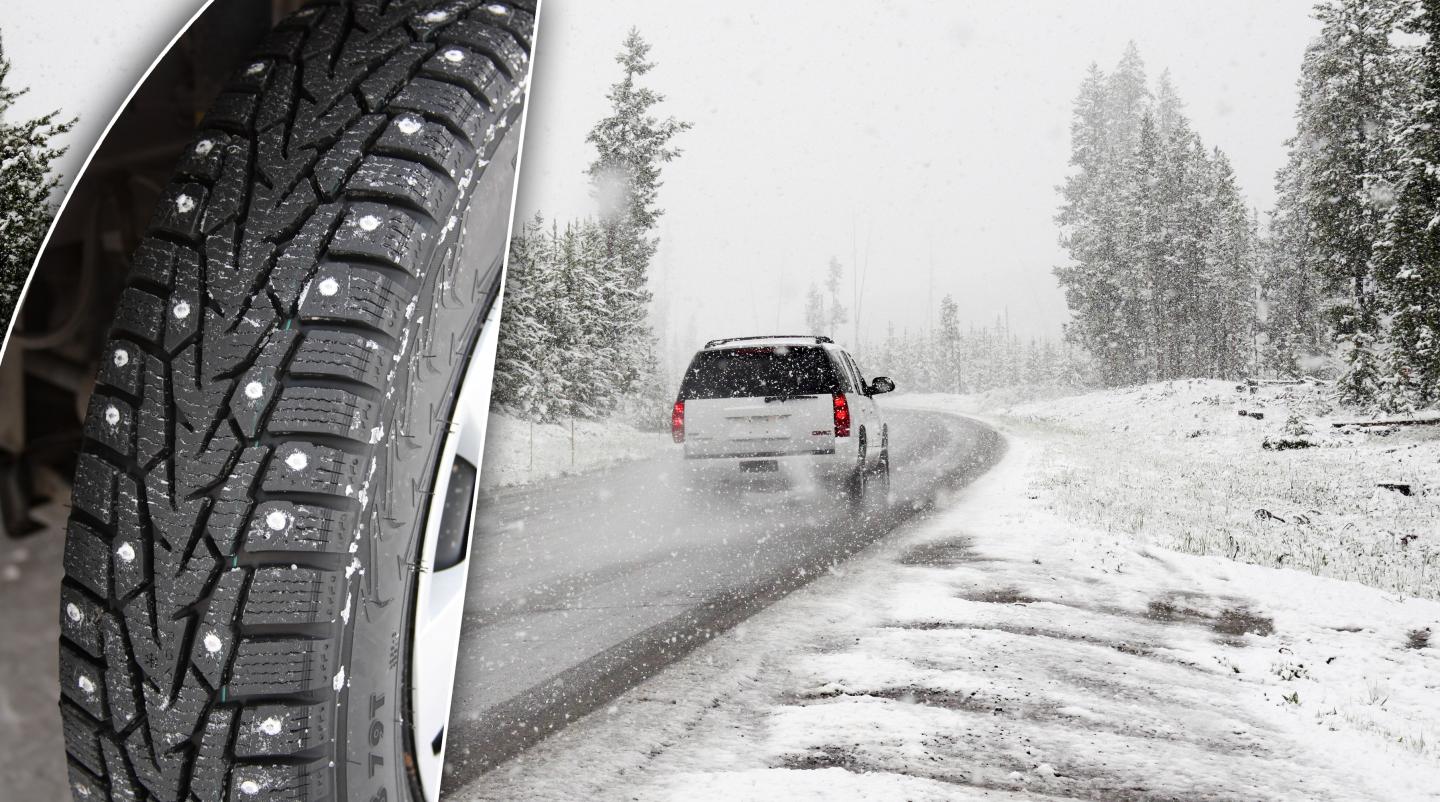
xmin=672 ymin=400 xmax=685 ymax=443
xmin=832 ymin=393 xmax=851 ymax=438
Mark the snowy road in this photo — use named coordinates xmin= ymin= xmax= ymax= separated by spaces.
xmin=453 ymin=406 xmax=1440 ymax=801
xmin=442 ymin=409 xmax=1004 ymax=783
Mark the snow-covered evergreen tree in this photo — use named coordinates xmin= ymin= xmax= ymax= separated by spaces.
xmin=1377 ymin=0 xmax=1440 ymax=406
xmin=1262 ymin=147 xmax=1331 ymax=378
xmin=0 ymin=33 xmax=73 ymax=329
xmin=1294 ymin=0 xmax=1412 ymax=404
xmin=586 ymin=28 xmax=691 ymax=398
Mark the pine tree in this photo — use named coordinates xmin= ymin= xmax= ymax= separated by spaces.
xmin=0 ymin=33 xmax=74 ymax=328
xmin=824 ymin=257 xmax=848 ymax=340
xmin=936 ymin=295 xmax=962 ymax=392
xmin=586 ymin=28 xmax=691 ymax=399
xmin=804 ymin=283 xmax=826 ymax=335
xmin=1296 ymin=0 xmax=1412 ymax=403
xmin=494 ymin=215 xmax=568 ymax=421
xmin=1377 ymin=0 xmax=1440 ymax=406
xmin=1263 ymin=147 xmax=1330 ymax=377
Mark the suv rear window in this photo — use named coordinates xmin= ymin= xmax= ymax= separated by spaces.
xmin=679 ymin=346 xmax=841 ymax=400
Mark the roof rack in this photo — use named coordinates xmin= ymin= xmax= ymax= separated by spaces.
xmin=703 ymin=335 xmax=833 ymax=349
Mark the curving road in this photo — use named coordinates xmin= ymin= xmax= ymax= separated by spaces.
xmin=442 ymin=408 xmax=1004 ymax=786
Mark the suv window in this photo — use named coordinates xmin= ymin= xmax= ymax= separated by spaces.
xmin=840 ymin=351 xmax=866 ymax=392
xmin=679 ymin=346 xmax=841 ymax=400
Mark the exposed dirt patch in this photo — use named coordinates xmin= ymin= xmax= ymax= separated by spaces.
xmin=897 ymin=536 xmax=981 ymax=566
xmin=1406 ymin=628 xmax=1431 ymax=649
xmin=888 ymin=620 xmax=1156 ymax=658
xmin=777 ymin=746 xmax=863 ymax=772
xmin=1213 ymin=607 xmax=1275 ymax=638
xmin=958 ymin=586 xmax=1039 ymax=604
xmin=1146 ymin=595 xmax=1274 ymax=640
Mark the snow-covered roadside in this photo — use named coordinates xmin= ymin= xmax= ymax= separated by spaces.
xmin=453 ymin=406 xmax=1440 ymax=801
xmin=907 ymin=380 xmax=1440 ymax=602
xmin=479 ymin=412 xmax=671 ymax=488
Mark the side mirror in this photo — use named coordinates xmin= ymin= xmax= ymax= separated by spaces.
xmin=868 ymin=376 xmax=896 ymax=395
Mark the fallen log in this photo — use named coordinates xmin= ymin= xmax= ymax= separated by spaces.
xmin=1331 ymin=417 xmax=1440 ymax=429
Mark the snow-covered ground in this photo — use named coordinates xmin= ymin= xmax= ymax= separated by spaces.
xmin=454 ymin=391 xmax=1440 ymax=800
xmin=479 ymin=413 xmax=671 ymax=488
xmin=933 ymin=379 xmax=1439 ymax=602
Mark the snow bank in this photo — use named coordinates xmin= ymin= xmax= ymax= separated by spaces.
xmin=479 ymin=413 xmax=671 ymax=488
xmin=907 ymin=380 xmax=1440 ymax=601
xmin=454 ymin=409 xmax=1440 ymax=800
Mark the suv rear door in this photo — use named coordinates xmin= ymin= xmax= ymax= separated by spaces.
xmin=679 ymin=345 xmax=843 ymax=458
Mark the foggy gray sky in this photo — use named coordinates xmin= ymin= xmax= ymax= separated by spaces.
xmin=519 ymin=0 xmax=1322 ymax=372
xmin=3 ymin=1 xmax=1324 ymax=369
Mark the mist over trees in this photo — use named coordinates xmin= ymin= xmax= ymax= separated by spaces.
xmin=1059 ymin=2 xmax=1440 ymax=411
xmin=0 ymin=34 xmax=73 ymax=332
xmin=1054 ymin=44 xmax=1260 ymax=388
xmin=494 ymin=29 xmax=689 ymax=422
xmin=866 ymin=307 xmax=1092 ymax=397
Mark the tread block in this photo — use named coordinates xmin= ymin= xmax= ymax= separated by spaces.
xmin=301 ymin=263 xmax=416 ymax=336
xmin=227 ymin=638 xmax=337 ymax=698
xmin=152 ymin=183 xmax=208 ymax=242
xmin=175 ymin=132 xmax=231 ymax=182
xmin=164 ymin=255 xmax=203 ymax=351
xmin=61 ymin=702 xmax=107 ymax=781
xmin=61 ymin=702 xmax=106 ymax=777
xmin=209 ymin=446 xmax=268 ymax=553
xmin=97 ymin=339 xmax=144 ymax=398
xmin=135 ymin=352 xmax=170 ymax=468
xmin=236 ymin=702 xmax=334 ymax=758
xmin=375 ymin=113 xmax=467 ymax=178
xmin=143 ymin=677 xmax=208 ymax=753
xmin=313 ymin=114 xmax=387 ymax=199
xmin=125 ymin=723 xmax=187 ymax=800
xmin=191 ymin=570 xmax=244 ymax=689
xmin=83 ymin=394 xmax=135 ymax=459
xmin=72 ymin=454 xmax=118 ymax=526
xmin=262 ymin=442 xmax=368 ymax=500
xmin=112 ymin=288 xmax=165 ymax=344
xmin=448 ymin=15 xmax=528 ymax=78
xmin=270 ymin=203 xmax=345 ymax=312
xmin=289 ymin=329 xmax=388 ymax=387
xmin=271 ymin=386 xmax=382 ymax=443
xmin=244 ymin=566 xmax=344 ymax=626
xmin=101 ymin=612 xmax=142 ymax=731
xmin=206 ymin=91 xmax=258 ymax=132
xmin=327 ymin=204 xmax=427 ymax=277
xmin=128 ymin=238 xmax=179 ymax=288
xmin=244 ymin=501 xmax=352 ymax=554
xmin=254 ymin=61 xmax=298 ymax=132
xmin=60 ymin=585 xmax=107 ymax=658
xmin=229 ymin=761 xmax=333 ymax=801
xmin=422 ymin=43 xmax=506 ymax=109
xmin=189 ymin=708 xmax=237 ymax=802
xmin=360 ymin=42 xmax=433 ymax=112
xmin=64 ymin=521 xmax=113 ymax=598
xmin=99 ymin=737 xmax=143 ymax=800
xmin=59 ymin=644 xmax=108 ymax=721
xmin=391 ymin=77 xmax=487 ymax=143
xmin=347 ymin=155 xmax=451 ymax=218
xmin=66 ymin=760 xmax=106 ymax=802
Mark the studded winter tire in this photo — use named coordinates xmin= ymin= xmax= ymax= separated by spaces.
xmin=57 ymin=2 xmax=533 ymax=800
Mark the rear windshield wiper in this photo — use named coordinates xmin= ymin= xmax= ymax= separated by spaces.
xmin=763 ymin=394 xmax=818 ymax=403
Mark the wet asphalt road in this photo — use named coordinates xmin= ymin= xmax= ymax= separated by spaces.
xmin=442 ymin=408 xmax=1004 ymax=785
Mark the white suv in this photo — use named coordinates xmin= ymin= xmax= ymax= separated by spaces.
xmin=671 ymin=335 xmax=895 ymax=499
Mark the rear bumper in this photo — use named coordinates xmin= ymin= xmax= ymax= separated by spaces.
xmin=679 ymin=440 xmax=858 ymax=483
